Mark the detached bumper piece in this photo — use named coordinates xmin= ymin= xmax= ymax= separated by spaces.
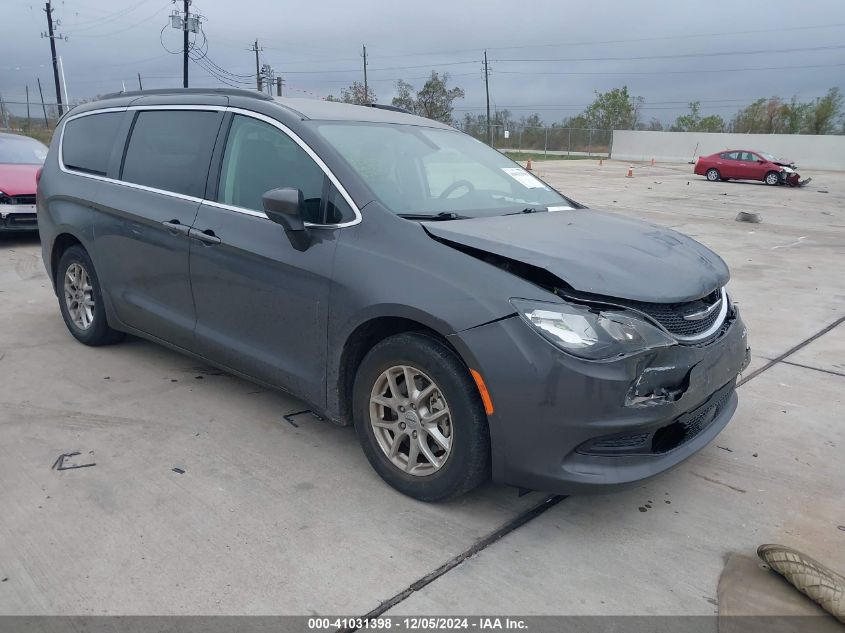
xmin=578 ymin=381 xmax=735 ymax=457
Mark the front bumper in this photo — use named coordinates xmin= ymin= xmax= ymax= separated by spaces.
xmin=0 ymin=207 xmax=39 ymax=232
xmin=450 ymin=307 xmax=749 ymax=494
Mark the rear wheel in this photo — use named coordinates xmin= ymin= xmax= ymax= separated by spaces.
xmin=57 ymin=245 xmax=124 ymax=346
xmin=705 ymin=168 xmax=720 ymax=182
xmin=352 ymin=332 xmax=490 ymax=501
xmin=765 ymin=171 xmax=780 ymax=186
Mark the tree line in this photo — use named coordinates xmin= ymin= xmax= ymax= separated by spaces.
xmin=327 ymin=77 xmax=844 ymax=136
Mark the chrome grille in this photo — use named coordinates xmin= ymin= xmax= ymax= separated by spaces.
xmin=614 ymin=288 xmax=726 ymax=340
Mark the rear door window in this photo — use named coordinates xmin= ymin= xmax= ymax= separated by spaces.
xmin=121 ymin=110 xmax=222 ymax=197
xmin=62 ymin=112 xmax=124 ymax=176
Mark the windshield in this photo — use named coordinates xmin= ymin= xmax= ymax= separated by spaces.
xmin=759 ymin=152 xmax=781 ymax=162
xmin=314 ymin=122 xmax=573 ymax=217
xmin=0 ymin=135 xmax=48 ymax=165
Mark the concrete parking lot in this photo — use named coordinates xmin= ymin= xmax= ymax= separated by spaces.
xmin=0 ymin=160 xmax=843 ymax=618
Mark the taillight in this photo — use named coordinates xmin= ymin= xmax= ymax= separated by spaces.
xmin=36 ymin=167 xmax=43 ymax=183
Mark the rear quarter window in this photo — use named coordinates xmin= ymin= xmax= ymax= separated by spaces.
xmin=121 ymin=110 xmax=222 ymax=198
xmin=62 ymin=112 xmax=124 ymax=176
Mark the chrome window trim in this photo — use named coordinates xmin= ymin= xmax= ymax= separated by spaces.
xmin=57 ymin=104 xmax=363 ymax=229
xmin=223 ymin=107 xmax=361 ymax=228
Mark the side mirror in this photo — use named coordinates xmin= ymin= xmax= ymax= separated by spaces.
xmin=262 ymin=188 xmax=311 ymax=251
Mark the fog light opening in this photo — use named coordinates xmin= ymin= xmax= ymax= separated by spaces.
xmin=651 ymin=421 xmax=686 ymax=454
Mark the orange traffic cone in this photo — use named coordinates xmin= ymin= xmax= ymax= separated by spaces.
xmin=627 ymin=164 xmax=634 ymax=178
xmin=526 ymin=158 xmax=533 ymax=171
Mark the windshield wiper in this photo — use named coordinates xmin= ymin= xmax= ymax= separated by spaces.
xmin=501 ymin=206 xmax=547 ymax=216
xmin=398 ymin=211 xmax=467 ymax=221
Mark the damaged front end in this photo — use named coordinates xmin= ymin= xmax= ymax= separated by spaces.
xmin=452 ymin=291 xmax=750 ymax=493
xmin=429 ymin=208 xmax=751 ymax=491
xmin=779 ymin=165 xmax=812 ymax=188
xmin=445 ymin=245 xmax=750 ymax=493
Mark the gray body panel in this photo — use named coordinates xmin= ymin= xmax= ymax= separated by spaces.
xmin=37 ymin=89 xmax=749 ymax=495
xmin=189 ymin=203 xmax=337 ymax=408
xmin=94 ymin=182 xmax=201 ymax=348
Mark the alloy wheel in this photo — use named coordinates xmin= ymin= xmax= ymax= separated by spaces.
xmin=64 ymin=262 xmax=95 ymax=330
xmin=706 ymin=169 xmax=719 ymax=181
xmin=369 ymin=364 xmax=453 ymax=476
xmin=766 ymin=172 xmax=779 ymax=185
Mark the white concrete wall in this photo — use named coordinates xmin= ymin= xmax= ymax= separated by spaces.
xmin=611 ymin=130 xmax=845 ymax=171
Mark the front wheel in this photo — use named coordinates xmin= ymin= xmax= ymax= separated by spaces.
xmin=57 ymin=245 xmax=124 ymax=346
xmin=705 ymin=168 xmax=720 ymax=182
xmin=765 ymin=171 xmax=781 ymax=186
xmin=352 ymin=332 xmax=490 ymax=501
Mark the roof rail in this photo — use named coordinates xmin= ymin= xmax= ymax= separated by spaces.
xmin=98 ymin=87 xmax=272 ymax=101
xmin=368 ymin=103 xmax=412 ymax=115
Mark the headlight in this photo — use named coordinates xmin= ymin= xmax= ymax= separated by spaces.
xmin=510 ymin=298 xmax=675 ymax=360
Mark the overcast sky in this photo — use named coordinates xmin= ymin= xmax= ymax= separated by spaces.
xmin=2 ymin=0 xmax=844 ymax=125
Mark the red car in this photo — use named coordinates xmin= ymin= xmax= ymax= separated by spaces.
xmin=0 ymin=132 xmax=48 ymax=232
xmin=694 ymin=150 xmax=810 ymax=187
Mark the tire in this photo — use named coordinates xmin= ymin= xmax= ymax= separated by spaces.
xmin=765 ymin=171 xmax=780 ymax=186
xmin=57 ymin=245 xmax=124 ymax=346
xmin=352 ymin=332 xmax=490 ymax=501
xmin=705 ymin=168 xmax=720 ymax=182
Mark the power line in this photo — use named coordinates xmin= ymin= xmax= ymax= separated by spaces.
xmin=352 ymin=22 xmax=845 ymax=60
xmin=275 ymin=59 xmax=479 ymax=75
xmin=491 ymin=61 xmax=845 ymax=76
xmin=494 ymin=44 xmax=845 ymax=63
xmin=63 ymin=0 xmax=158 ymax=32
xmin=69 ymin=3 xmax=170 ymax=39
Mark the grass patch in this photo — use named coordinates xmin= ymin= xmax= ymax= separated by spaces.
xmin=502 ymin=152 xmax=601 ymax=162
xmin=2 ymin=128 xmax=55 ymax=145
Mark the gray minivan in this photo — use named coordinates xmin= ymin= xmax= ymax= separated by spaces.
xmin=38 ymin=88 xmax=750 ymax=501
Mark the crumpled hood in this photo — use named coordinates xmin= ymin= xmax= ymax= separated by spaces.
xmin=423 ymin=209 xmax=729 ymax=303
xmin=0 ymin=164 xmax=39 ymax=197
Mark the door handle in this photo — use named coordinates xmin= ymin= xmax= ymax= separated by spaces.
xmin=189 ymin=227 xmax=222 ymax=245
xmin=162 ymin=219 xmax=190 ymax=235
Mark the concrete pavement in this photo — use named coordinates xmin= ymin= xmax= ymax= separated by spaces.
xmin=0 ymin=160 xmax=842 ymax=618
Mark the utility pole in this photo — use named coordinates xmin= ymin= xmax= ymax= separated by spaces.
xmin=276 ymin=76 xmax=284 ymax=97
xmin=170 ymin=2 xmax=198 ymax=88
xmin=260 ymin=64 xmax=273 ymax=95
xmin=43 ymin=1 xmax=64 ymax=116
xmin=0 ymin=95 xmax=9 ymax=130
xmin=362 ymin=44 xmax=368 ymax=105
xmin=138 ymin=72 xmax=143 ymax=90
xmin=483 ymin=51 xmax=491 ymax=146
xmin=37 ymin=78 xmax=48 ymax=126
xmin=26 ymin=85 xmax=31 ymax=129
xmin=251 ymin=40 xmax=262 ymax=91
xmin=182 ymin=0 xmax=189 ymax=87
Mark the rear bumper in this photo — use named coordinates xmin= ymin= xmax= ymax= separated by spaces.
xmin=450 ymin=307 xmax=750 ymax=495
